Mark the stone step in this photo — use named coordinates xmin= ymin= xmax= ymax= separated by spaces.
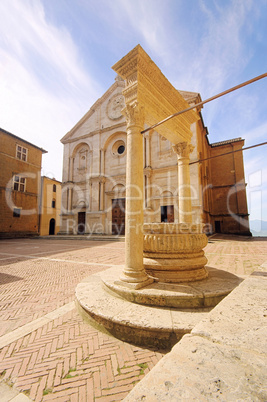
xmin=75 ymin=266 xmax=241 ymax=349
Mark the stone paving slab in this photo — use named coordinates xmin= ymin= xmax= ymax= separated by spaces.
xmin=124 ymin=268 xmax=267 ymax=401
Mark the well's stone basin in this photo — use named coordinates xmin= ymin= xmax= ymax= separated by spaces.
xmin=143 ymin=223 xmax=208 ymax=283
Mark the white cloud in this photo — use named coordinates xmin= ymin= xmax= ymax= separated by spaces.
xmin=188 ymin=0 xmax=253 ymax=90
xmin=111 ymin=0 xmax=169 ymax=56
xmin=0 ymin=0 xmax=102 ymax=180
xmin=0 ymin=0 xmax=92 ymax=89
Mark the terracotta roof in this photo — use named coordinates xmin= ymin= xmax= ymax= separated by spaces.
xmin=210 ymin=137 xmax=243 ymax=147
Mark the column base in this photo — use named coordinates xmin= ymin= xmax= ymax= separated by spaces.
xmin=116 ymin=276 xmax=154 ymax=290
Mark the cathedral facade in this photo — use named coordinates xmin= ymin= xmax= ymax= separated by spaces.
xmin=59 ymin=76 xmax=250 ymax=236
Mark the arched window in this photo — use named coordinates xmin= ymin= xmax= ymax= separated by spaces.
xmin=53 ymin=184 xmax=56 ymax=192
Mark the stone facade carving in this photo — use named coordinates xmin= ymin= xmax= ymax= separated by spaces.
xmin=122 ymin=102 xmax=145 ymax=129
xmin=143 ymin=223 xmax=208 ymax=283
xmin=172 ymin=142 xmax=194 ymax=158
xmin=113 ymin=45 xmax=198 ymax=144
xmin=107 ymin=94 xmax=125 ymax=120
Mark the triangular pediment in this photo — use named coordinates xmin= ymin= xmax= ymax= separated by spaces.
xmin=61 ymin=76 xmax=125 ymax=144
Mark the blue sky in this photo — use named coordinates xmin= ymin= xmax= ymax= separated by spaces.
xmin=0 ymin=0 xmax=267 ymax=228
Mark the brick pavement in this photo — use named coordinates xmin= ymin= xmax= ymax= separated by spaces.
xmin=0 ymin=235 xmax=266 ymax=401
xmin=205 ymin=234 xmax=267 ymax=277
xmin=0 ymin=240 xmax=125 ymax=337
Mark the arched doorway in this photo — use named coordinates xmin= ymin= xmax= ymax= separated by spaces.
xmin=49 ymin=218 xmax=56 ymax=235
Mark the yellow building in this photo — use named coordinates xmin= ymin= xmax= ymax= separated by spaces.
xmin=39 ymin=176 xmax=62 ymax=236
xmin=0 ymin=128 xmax=47 ymax=238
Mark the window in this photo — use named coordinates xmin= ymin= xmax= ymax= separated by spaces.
xmin=16 ymin=145 xmax=28 ymax=161
xmin=117 ymin=145 xmax=125 ymax=154
xmin=53 ymin=184 xmax=56 ymax=192
xmin=52 ymin=199 xmax=56 ymax=208
xmin=13 ymin=176 xmax=26 ymax=192
xmin=13 ymin=208 xmax=21 ymax=218
xmin=112 ymin=140 xmax=126 ymax=156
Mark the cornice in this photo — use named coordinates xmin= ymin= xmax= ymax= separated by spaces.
xmin=112 ymin=45 xmax=199 ymax=144
xmin=62 ymin=122 xmax=127 ymax=144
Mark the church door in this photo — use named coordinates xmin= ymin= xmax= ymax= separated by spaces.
xmin=77 ymin=212 xmax=86 ymax=235
xmin=112 ymin=198 xmax=125 ymax=235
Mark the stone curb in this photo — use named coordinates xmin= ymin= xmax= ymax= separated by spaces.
xmin=0 ymin=380 xmax=32 ymax=401
xmin=0 ymin=302 xmax=75 ymax=349
xmin=124 ymin=269 xmax=267 ymax=400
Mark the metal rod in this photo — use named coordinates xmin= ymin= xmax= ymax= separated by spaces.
xmin=141 ymin=72 xmax=267 ymax=134
xmin=189 ymin=141 xmax=267 ymax=165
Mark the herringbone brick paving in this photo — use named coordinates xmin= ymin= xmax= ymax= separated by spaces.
xmin=0 ymin=240 xmax=125 ymax=337
xmin=0 ymin=308 xmax=164 ymax=401
xmin=0 ymin=235 xmax=266 ymax=401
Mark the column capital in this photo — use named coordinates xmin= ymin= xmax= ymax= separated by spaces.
xmin=172 ymin=142 xmax=194 ymax=159
xmin=144 ymin=129 xmax=154 ymax=139
xmin=122 ymin=101 xmax=145 ymax=129
xmin=99 ymin=176 xmax=106 ymax=184
xmin=144 ymin=166 xmax=152 ymax=178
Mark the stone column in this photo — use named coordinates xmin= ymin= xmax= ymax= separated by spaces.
xmin=119 ymin=102 xmax=153 ymax=289
xmin=173 ymin=142 xmax=194 ymax=224
xmin=99 ymin=177 xmax=105 ymax=211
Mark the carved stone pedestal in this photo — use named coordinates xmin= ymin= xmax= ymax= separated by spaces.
xmin=143 ymin=223 xmax=208 ymax=283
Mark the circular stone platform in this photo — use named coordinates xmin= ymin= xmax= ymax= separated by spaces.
xmin=75 ymin=266 xmax=242 ymax=348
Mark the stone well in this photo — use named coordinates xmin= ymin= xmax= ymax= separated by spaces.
xmin=143 ymin=223 xmax=208 ymax=283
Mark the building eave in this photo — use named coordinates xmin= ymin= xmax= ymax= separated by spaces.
xmin=210 ymin=137 xmax=244 ymax=147
xmin=0 ymin=128 xmax=48 ymax=153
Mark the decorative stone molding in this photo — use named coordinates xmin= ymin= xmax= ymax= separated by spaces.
xmin=143 ymin=222 xmax=204 ymax=235
xmin=112 ymin=45 xmax=198 ymax=144
xmin=122 ymin=102 xmax=145 ymax=129
xmin=106 ymin=94 xmax=125 ymax=120
xmin=172 ymin=142 xmax=194 ymax=158
xmin=143 ymin=223 xmax=208 ymax=283
xmin=99 ymin=176 xmax=106 ymax=184
xmin=144 ymin=166 xmax=152 ymax=178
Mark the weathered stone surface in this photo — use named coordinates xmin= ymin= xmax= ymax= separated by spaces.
xmin=76 ymin=265 xmax=241 ymax=348
xmin=143 ymin=225 xmax=209 ymax=283
xmin=124 ymin=272 xmax=267 ymax=401
xmin=76 ymin=268 xmax=211 ymax=348
xmin=124 ymin=334 xmax=267 ymax=401
xmin=191 ymin=273 xmax=267 ymax=353
xmin=103 ymin=265 xmax=241 ymax=308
